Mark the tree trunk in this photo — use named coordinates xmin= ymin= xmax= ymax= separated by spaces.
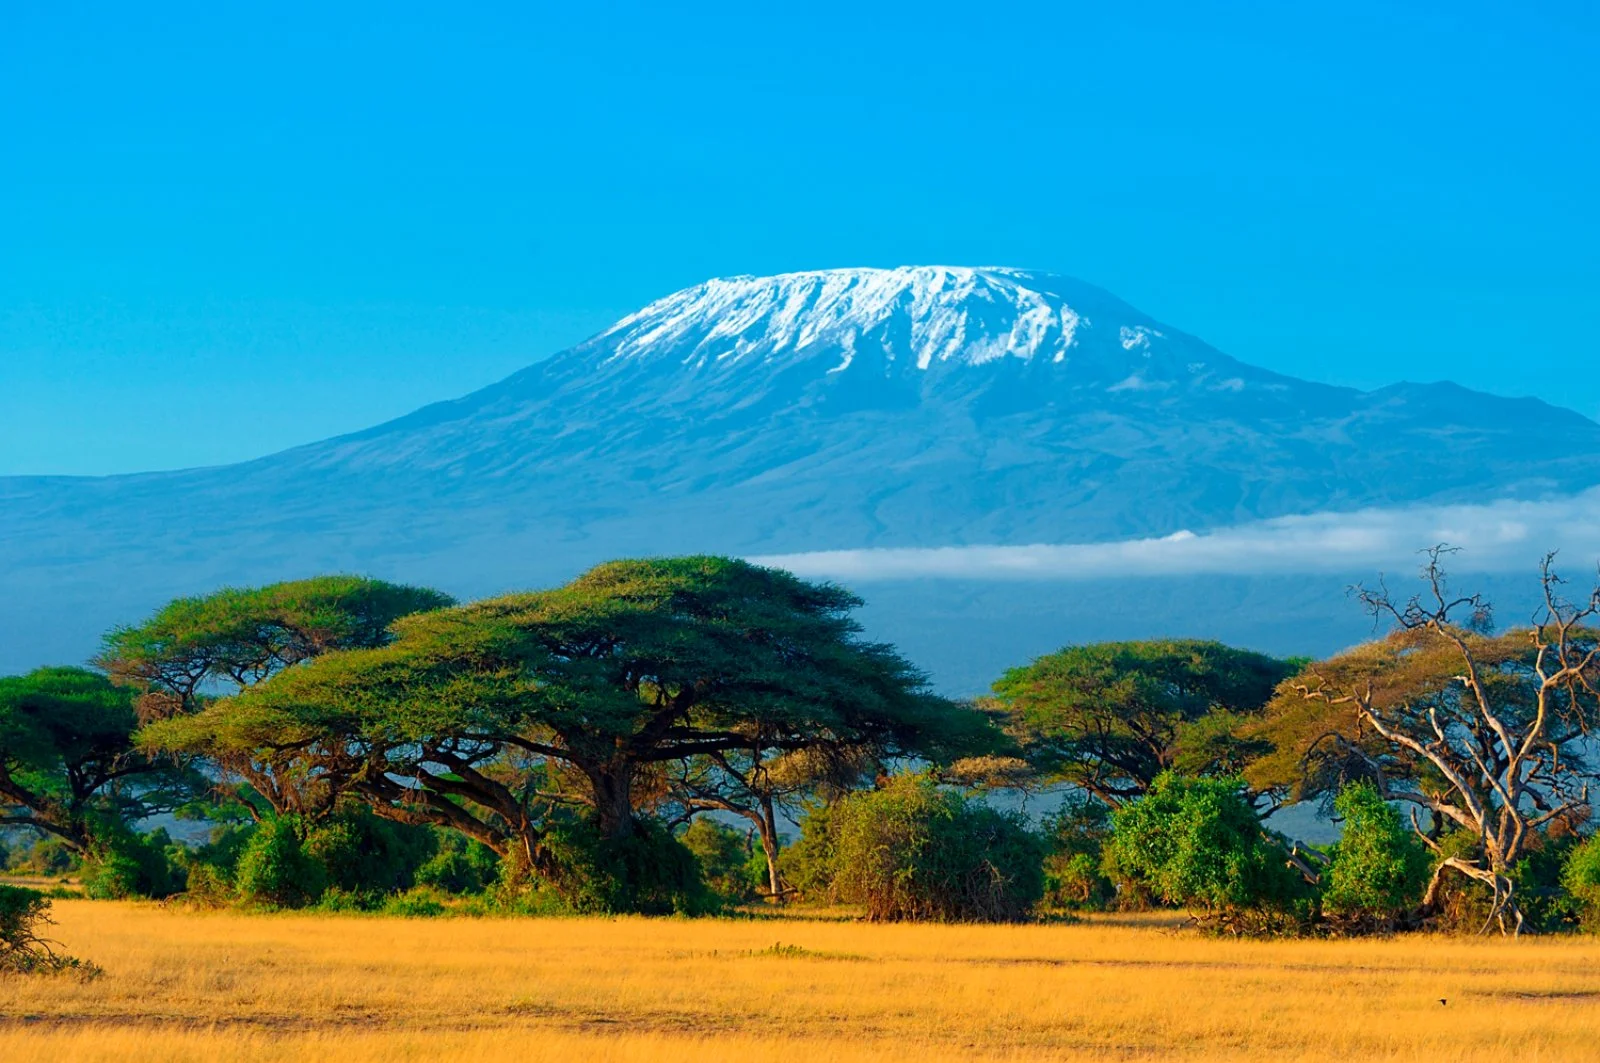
xmin=758 ymin=794 xmax=783 ymax=899
xmin=589 ymin=763 xmax=637 ymax=840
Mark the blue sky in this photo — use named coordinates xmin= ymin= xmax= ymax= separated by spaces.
xmin=3 ymin=1 xmax=1597 ymax=475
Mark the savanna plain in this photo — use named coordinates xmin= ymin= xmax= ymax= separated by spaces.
xmin=5 ymin=902 xmax=1600 ymax=1063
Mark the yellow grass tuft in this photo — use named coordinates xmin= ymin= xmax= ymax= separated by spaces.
xmin=3 ymin=902 xmax=1600 ymax=1061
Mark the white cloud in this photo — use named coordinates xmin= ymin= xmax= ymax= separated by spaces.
xmin=750 ymin=489 xmax=1600 ymax=581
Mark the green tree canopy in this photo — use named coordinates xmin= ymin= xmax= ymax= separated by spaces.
xmin=992 ymin=640 xmax=1296 ymax=805
xmin=100 ymin=575 xmax=453 ymax=814
xmin=1103 ymin=772 xmax=1312 ymax=934
xmin=1320 ymin=782 xmax=1431 ymax=926
xmin=141 ymin=557 xmax=996 ymax=894
xmin=0 ymin=667 xmax=198 ymax=851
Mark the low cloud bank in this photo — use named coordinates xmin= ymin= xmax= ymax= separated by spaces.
xmin=751 ymin=489 xmax=1600 ymax=581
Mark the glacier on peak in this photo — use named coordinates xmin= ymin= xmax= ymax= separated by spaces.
xmin=576 ymin=265 xmax=1184 ymax=381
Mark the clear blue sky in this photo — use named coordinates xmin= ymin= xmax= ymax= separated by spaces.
xmin=3 ymin=1 xmax=1597 ymax=475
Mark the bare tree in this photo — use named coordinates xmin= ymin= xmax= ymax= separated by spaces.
xmin=1279 ymin=547 xmax=1600 ymax=934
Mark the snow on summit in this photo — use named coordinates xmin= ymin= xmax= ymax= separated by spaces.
xmin=585 ymin=266 xmax=1157 ymax=377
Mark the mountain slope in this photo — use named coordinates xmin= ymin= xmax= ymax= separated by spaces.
xmin=4 ymin=266 xmax=1599 ymax=682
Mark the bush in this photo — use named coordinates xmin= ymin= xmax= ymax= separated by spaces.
xmin=505 ymin=815 xmax=715 ymax=916
xmin=827 ymin=773 xmax=1046 ymax=922
xmin=1562 ymin=834 xmax=1600 ymax=932
xmin=302 ymin=808 xmax=435 ymax=895
xmin=1321 ymin=783 xmax=1431 ymax=929
xmin=0 ymin=885 xmax=99 ymax=977
xmin=1041 ymin=795 xmax=1115 ymax=911
xmin=1105 ymin=773 xmax=1311 ymax=935
xmin=81 ymin=827 xmax=184 ymax=900
xmin=380 ymin=886 xmax=451 ymax=917
xmin=415 ymin=831 xmax=500 ymax=895
xmin=679 ymin=819 xmax=761 ymax=904
xmin=780 ymin=802 xmax=839 ymax=901
xmin=234 ymin=817 xmax=326 ymax=908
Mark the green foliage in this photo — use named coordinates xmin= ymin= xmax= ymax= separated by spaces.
xmin=780 ymin=802 xmax=839 ymax=901
xmin=379 ymin=886 xmax=451 ymax=917
xmin=679 ymin=819 xmax=761 ymax=903
xmin=81 ymin=826 xmax=184 ymax=900
xmin=827 ymin=773 xmax=1046 ymax=922
xmin=146 ymin=557 xmax=993 ymax=916
xmin=1320 ymin=783 xmax=1430 ymax=926
xmin=0 ymin=885 xmax=98 ymax=978
xmin=415 ymin=831 xmax=500 ymax=895
xmin=234 ymin=817 xmax=326 ymax=908
xmin=1041 ymin=794 xmax=1115 ymax=911
xmin=0 ymin=667 xmax=198 ymax=851
xmin=536 ymin=816 xmax=717 ymax=916
xmin=100 ymin=576 xmax=456 ymax=719
xmin=994 ymin=640 xmax=1294 ymax=804
xmin=1105 ymin=773 xmax=1310 ymax=934
xmin=1562 ymin=834 xmax=1600 ymax=932
xmin=6 ymin=836 xmax=78 ymax=876
xmin=302 ymin=807 xmax=435 ymax=895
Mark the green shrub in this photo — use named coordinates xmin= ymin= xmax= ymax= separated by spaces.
xmin=302 ymin=808 xmax=434 ymax=895
xmin=1321 ymin=783 xmax=1431 ymax=928
xmin=81 ymin=827 xmax=183 ymax=900
xmin=415 ymin=831 xmax=500 ymax=895
xmin=828 ymin=773 xmax=1046 ymax=923
xmin=1041 ymin=795 xmax=1114 ymax=911
xmin=780 ymin=802 xmax=839 ymax=901
xmin=1562 ymin=834 xmax=1600 ymax=932
xmin=234 ymin=817 xmax=326 ymax=908
xmin=537 ymin=816 xmax=715 ymax=915
xmin=1105 ymin=773 xmax=1311 ymax=935
xmin=380 ymin=886 xmax=451 ymax=917
xmin=0 ymin=885 xmax=99 ymax=977
xmin=679 ymin=819 xmax=761 ymax=904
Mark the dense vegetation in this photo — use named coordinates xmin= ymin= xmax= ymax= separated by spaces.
xmin=5 ymin=548 xmax=1600 ymax=940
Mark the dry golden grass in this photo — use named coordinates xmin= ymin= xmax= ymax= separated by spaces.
xmin=4 ymin=902 xmax=1600 ymax=1061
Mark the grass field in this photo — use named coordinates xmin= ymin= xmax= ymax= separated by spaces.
xmin=5 ymin=902 xmax=1600 ymax=1062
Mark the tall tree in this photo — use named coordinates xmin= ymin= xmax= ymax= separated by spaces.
xmin=1246 ymin=549 xmax=1600 ymax=934
xmin=100 ymin=575 xmax=453 ymax=814
xmin=992 ymin=640 xmax=1296 ymax=806
xmin=142 ymin=558 xmax=995 ymax=885
xmin=0 ymin=667 xmax=197 ymax=851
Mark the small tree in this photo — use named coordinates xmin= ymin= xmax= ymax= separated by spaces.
xmin=1321 ymin=783 xmax=1430 ymax=930
xmin=993 ymin=641 xmax=1295 ymax=806
xmin=828 ymin=773 xmax=1046 ymax=922
xmin=0 ymin=885 xmax=98 ymax=978
xmin=0 ymin=667 xmax=200 ymax=855
xmin=1104 ymin=773 xmax=1312 ymax=935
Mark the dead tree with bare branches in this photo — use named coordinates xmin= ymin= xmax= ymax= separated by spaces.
xmin=1249 ymin=547 xmax=1600 ymax=935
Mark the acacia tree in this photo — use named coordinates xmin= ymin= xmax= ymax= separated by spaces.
xmin=141 ymin=557 xmax=995 ymax=900
xmin=0 ymin=668 xmax=197 ymax=852
xmin=1248 ymin=549 xmax=1600 ymax=934
xmin=99 ymin=575 xmax=453 ymax=815
xmin=992 ymin=640 xmax=1296 ymax=806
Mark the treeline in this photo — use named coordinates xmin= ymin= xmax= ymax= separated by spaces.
xmin=3 ymin=551 xmax=1599 ymax=936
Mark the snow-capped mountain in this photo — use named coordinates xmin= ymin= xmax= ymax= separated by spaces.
xmin=5 ymin=266 xmax=1600 ymax=687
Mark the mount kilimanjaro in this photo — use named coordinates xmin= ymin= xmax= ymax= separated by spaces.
xmin=5 ymin=266 xmax=1600 ymax=687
